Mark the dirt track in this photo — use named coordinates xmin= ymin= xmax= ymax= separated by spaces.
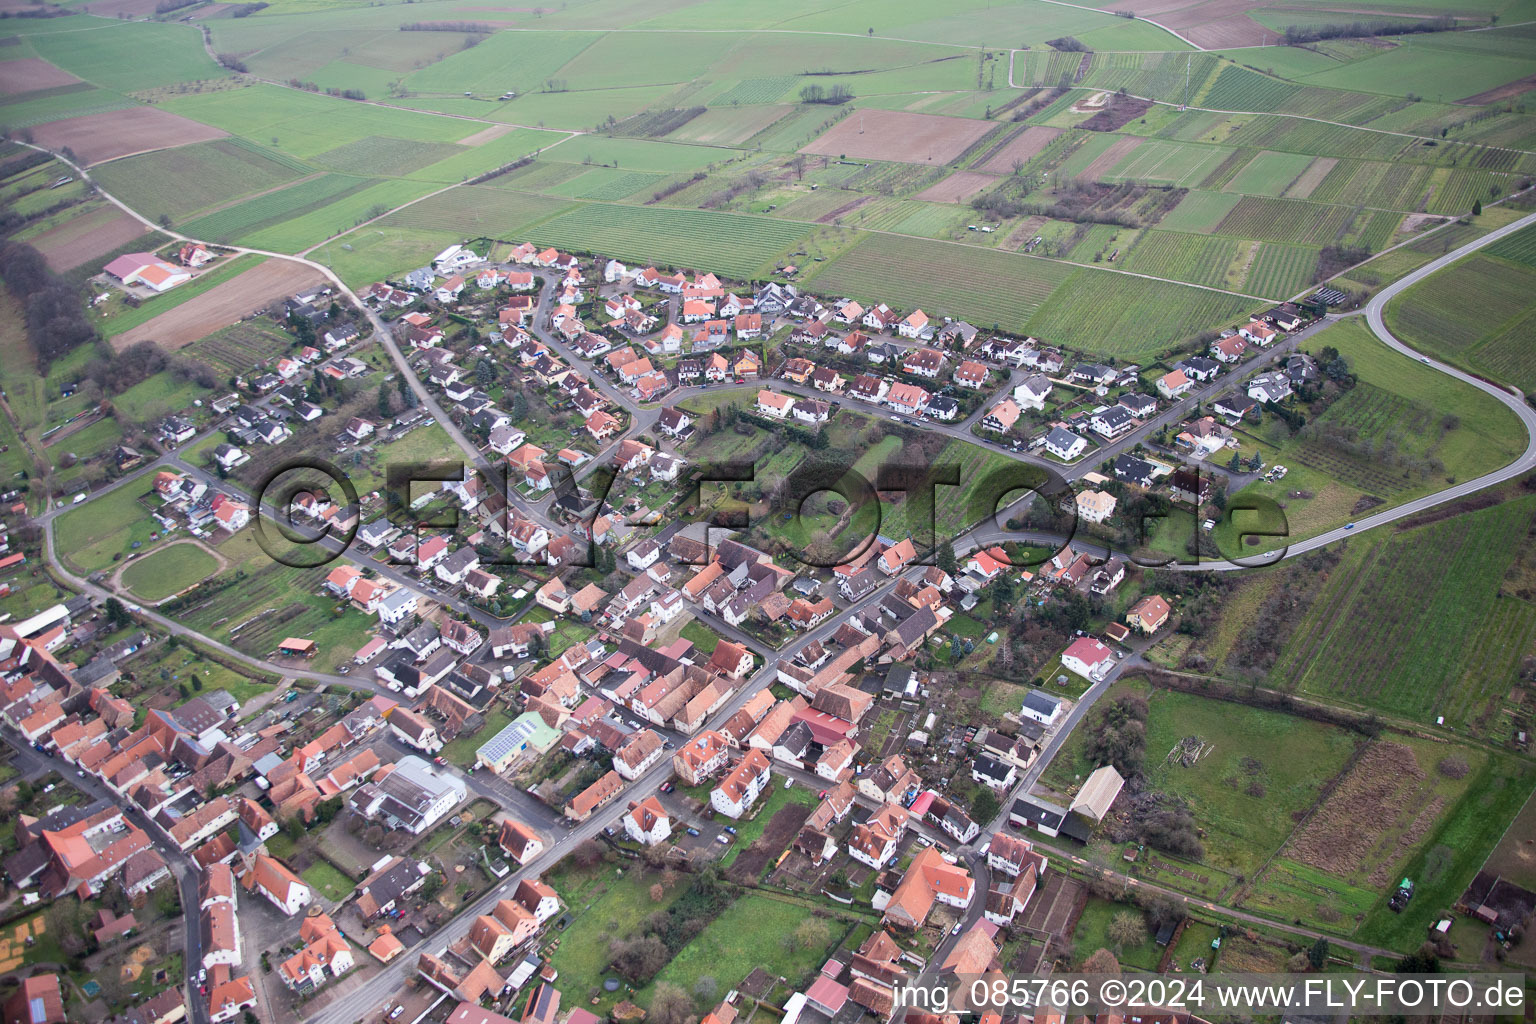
xmin=112 ymin=260 xmax=326 ymax=352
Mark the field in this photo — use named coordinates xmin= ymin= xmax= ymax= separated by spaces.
xmin=0 ymin=58 xmax=79 ymax=96
xmin=120 ymin=542 xmax=221 ymax=602
xmin=1383 ymin=251 xmax=1536 ymax=391
xmin=1048 ymin=677 xmax=1358 ymax=879
xmin=28 ymin=204 xmax=149 ymax=271
xmin=1119 ymin=230 xmax=1244 ymax=290
xmin=112 ymin=259 xmax=327 ymax=352
xmin=1271 ymin=495 xmax=1536 ymax=731
xmin=522 ymin=203 xmax=810 ymax=279
xmin=800 ymin=108 xmax=996 ymax=165
xmin=89 ymin=139 xmax=311 ymax=224
xmin=977 ymin=125 xmax=1062 ymax=174
xmin=53 ymin=481 xmax=161 ymax=573
xmin=1023 ymin=267 xmax=1258 ymax=357
xmin=183 ymin=319 xmax=301 ymax=376
xmin=29 ymin=107 xmax=227 ymax=167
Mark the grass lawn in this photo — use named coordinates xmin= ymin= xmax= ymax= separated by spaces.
xmin=641 ymin=894 xmax=848 ymax=1007
xmin=720 ymin=784 xmax=815 ymax=869
xmin=120 ymin=542 xmax=220 ymax=602
xmin=301 ymin=859 xmax=356 ymax=901
xmin=1071 ymin=897 xmax=1160 ymax=971
xmin=53 ymin=482 xmax=162 ymax=574
xmin=679 ymin=619 xmax=720 ymax=655
xmin=547 ymin=866 xmax=687 ymax=1011
xmin=442 ymin=707 xmax=512 ymax=767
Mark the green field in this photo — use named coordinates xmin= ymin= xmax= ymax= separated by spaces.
xmin=120 ymin=542 xmax=221 ymax=602
xmin=1384 ymin=249 xmax=1536 ymax=391
xmin=1024 ymin=267 xmax=1259 ymax=357
xmin=53 ymin=481 xmax=159 ymax=573
xmin=28 ymin=19 xmax=227 ymax=93
xmin=1271 ymin=495 xmax=1536 ymax=730
xmin=88 ymin=139 xmax=309 ymax=224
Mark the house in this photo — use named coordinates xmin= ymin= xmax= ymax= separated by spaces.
xmin=862 ymin=303 xmax=898 ymax=331
xmin=627 ymin=539 xmax=661 ymax=572
xmin=1247 ymin=372 xmax=1291 ymax=404
xmin=349 ymin=757 xmax=465 ymax=834
xmin=1126 ymin=593 xmax=1171 ymax=634
xmin=1113 ymin=453 xmax=1157 ymax=487
xmin=1211 ymin=335 xmax=1248 ymax=363
xmin=792 ymin=398 xmax=830 ymax=424
xmin=848 ymin=374 xmax=889 ymax=404
xmin=1157 ymin=369 xmax=1192 ymax=399
xmin=1213 ymin=392 xmax=1256 ymax=423
xmin=885 ymin=382 xmax=929 ymax=416
xmin=1088 ymin=406 xmax=1134 ymax=440
xmin=498 ymin=820 xmax=544 ymax=864
xmin=898 ymin=309 xmax=929 ymax=339
xmin=881 ymin=845 xmax=973 ymax=930
xmin=104 ymin=252 xmax=191 ymax=292
xmin=1179 ymin=355 xmax=1222 ymax=382
xmin=982 ymin=399 xmax=1020 ymax=434
xmin=566 ymin=770 xmax=625 ymax=822
xmin=1118 ymin=392 xmax=1157 ymax=418
xmin=1013 ymin=374 xmax=1051 ymax=410
xmin=1170 ymin=468 xmax=1212 ymax=505
xmin=1061 ymin=638 xmax=1114 ymax=681
xmin=924 ymin=395 xmax=959 ymax=421
xmin=878 ymin=538 xmax=916 ymax=575
xmin=734 ymin=313 xmax=763 ymax=339
xmin=243 ymin=854 xmax=312 ymax=916
xmin=623 ymin=797 xmax=671 ymax=846
xmin=971 ymin=753 xmax=1017 ymax=791
xmin=1075 ymin=489 xmax=1117 ymax=524
xmin=903 ymin=347 xmax=945 ymax=378
xmin=952 ymin=360 xmax=988 ymax=389
xmin=1020 ymin=689 xmax=1062 ymax=726
xmin=1043 ymin=427 xmax=1086 ymax=461
xmin=1239 ymin=320 xmax=1277 ymax=346
xmin=711 ymin=749 xmax=771 ymax=818
xmin=1071 ymin=363 xmax=1115 ymax=387
xmin=756 ymin=390 xmax=795 ymax=419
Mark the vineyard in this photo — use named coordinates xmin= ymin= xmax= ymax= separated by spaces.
xmin=809 ymin=231 xmax=1072 ymax=335
xmin=89 ymin=138 xmax=309 ymax=223
xmin=1215 ymin=195 xmax=1357 ymax=246
xmin=1023 ymin=267 xmax=1257 ymax=357
xmin=1385 ymin=254 xmax=1536 ymax=355
xmin=526 ymin=202 xmax=810 ymax=278
xmin=312 ymin=135 xmax=468 ymax=177
xmin=548 ymin=169 xmax=670 ymax=201
xmin=1120 ymin=229 xmax=1244 ymax=290
xmin=1469 ymin=310 xmax=1536 ymax=392
xmin=1283 ymin=497 xmax=1536 ymax=725
xmin=180 ymin=173 xmax=375 ymax=243
xmin=1102 ymin=139 xmax=1232 ymax=188
xmin=1485 ymin=223 xmax=1536 ymax=268
xmin=707 ymin=77 xmax=795 ymax=106
xmin=184 ymin=320 xmax=298 ymax=377
xmin=387 ymin=186 xmax=574 ymax=238
xmin=1243 ymin=242 xmax=1317 ymax=298
xmin=1199 ymin=65 xmax=1302 ymax=113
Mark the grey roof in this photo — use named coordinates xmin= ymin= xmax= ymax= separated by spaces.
xmin=1045 ymin=426 xmax=1082 ymax=449
xmin=1022 ymin=689 xmax=1060 ymax=715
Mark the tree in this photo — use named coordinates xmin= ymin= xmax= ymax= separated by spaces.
xmin=793 ymin=917 xmax=831 ymax=952
xmin=1308 ymin=936 xmax=1330 ymax=969
xmin=378 ymin=382 xmax=393 ymax=419
xmin=1472 ymin=198 xmax=1483 ymax=216
xmin=648 ymin=982 xmax=694 ymax=1024
xmin=1107 ymin=910 xmax=1147 ymax=952
xmin=1081 ymin=948 xmax=1120 ymax=974
xmin=104 ymin=596 xmax=129 ymax=627
xmin=649 ymin=882 xmax=665 ymax=902
xmin=610 ymin=935 xmax=669 ymax=984
xmin=693 ymin=976 xmax=718 ymax=1002
xmin=937 ymin=539 xmax=957 ymax=575
xmin=972 ymin=789 xmax=1000 ymax=825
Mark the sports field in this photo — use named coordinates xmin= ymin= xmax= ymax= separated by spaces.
xmin=120 ymin=542 xmax=221 ymax=602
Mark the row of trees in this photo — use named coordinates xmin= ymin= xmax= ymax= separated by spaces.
xmin=0 ymin=241 xmax=97 ymax=373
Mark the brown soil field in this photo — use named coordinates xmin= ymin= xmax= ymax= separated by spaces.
xmin=725 ymin=802 xmax=811 ymax=883
xmin=31 ymin=107 xmax=226 ymax=166
xmin=113 ymin=259 xmax=326 ymax=352
xmin=457 ymin=123 xmax=514 ymax=146
xmin=31 ymin=204 xmax=149 ymax=271
xmin=978 ymin=125 xmax=1062 ymax=174
xmin=1082 ymin=136 xmax=1143 ymax=180
xmin=74 ymin=0 xmax=164 ymax=13
xmin=1282 ymin=156 xmax=1337 ymax=199
xmin=1109 ymin=0 xmax=1270 ymax=46
xmin=1182 ymin=16 xmax=1269 ymax=49
xmin=800 ymin=108 xmax=995 ymax=165
xmin=0 ymin=58 xmax=80 ymax=95
xmin=914 ymin=170 xmax=998 ymax=204
xmin=816 ymin=194 xmax=874 ymax=223
xmin=1285 ymin=740 xmax=1423 ymax=877
xmin=1459 ymin=73 xmax=1536 ymax=106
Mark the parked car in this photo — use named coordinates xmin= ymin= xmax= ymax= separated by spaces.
xmin=686 ymin=827 xmax=700 ymax=837
xmin=659 ymin=782 xmax=674 ymax=794
xmin=715 ymin=834 xmax=730 ymax=845
xmin=723 ymin=826 xmax=737 ymax=835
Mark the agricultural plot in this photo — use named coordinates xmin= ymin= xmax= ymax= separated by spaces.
xmin=403 ymin=29 xmax=596 ymax=98
xmin=178 ymin=173 xmax=372 ymax=244
xmin=1024 ymin=267 xmax=1259 ymax=358
xmin=120 ymin=542 xmax=221 ymax=603
xmin=666 ymin=105 xmax=791 ymax=146
xmin=1274 ymin=496 xmax=1536 ymax=727
xmin=543 ymin=135 xmax=729 ymax=173
xmin=89 ymin=138 xmax=311 ymax=224
xmin=27 ymin=203 xmax=149 ymax=272
xmin=808 ymin=231 xmax=1072 ymax=335
xmin=525 ymin=203 xmax=810 ymax=279
xmin=1214 ymin=195 xmax=1356 ymax=246
xmin=707 ymin=78 xmax=796 ymax=106
xmin=1156 ymin=189 xmax=1241 ymax=233
xmin=240 ymin=178 xmax=442 ymax=252
xmin=544 ymin=168 xmax=670 ymax=201
xmin=29 ymin=106 xmax=227 ymax=167
xmin=1102 ymin=139 xmax=1233 ymax=189
xmin=1119 ymin=229 xmax=1244 ymax=290
xmin=113 ymin=259 xmax=326 ymax=351
xmin=1382 ymin=252 xmax=1536 ymax=389
xmin=800 ymin=108 xmax=995 ymax=165
xmin=1223 ymin=150 xmax=1314 ymax=197
xmin=1199 ymin=64 xmax=1302 ymax=112
xmin=183 ymin=319 xmax=299 ymax=376
xmin=311 ymin=136 xmax=467 ymax=177
xmin=1242 ymin=242 xmax=1317 ymax=299
xmin=27 ymin=19 xmax=226 ymax=93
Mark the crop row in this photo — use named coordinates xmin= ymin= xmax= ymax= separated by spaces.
xmin=1242 ymin=242 xmax=1316 ymax=299
xmin=1024 ymin=267 xmax=1255 ymax=357
xmin=180 ymin=173 xmax=373 ymax=243
xmin=1121 ymin=229 xmax=1242 ymax=290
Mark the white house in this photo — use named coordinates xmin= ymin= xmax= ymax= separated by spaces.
xmin=1043 ymin=427 xmax=1086 ymax=461
xmin=1061 ymin=638 xmax=1114 ymax=681
xmin=1013 ymin=374 xmax=1052 ymax=411
xmin=711 ymin=749 xmax=772 ymax=819
xmin=623 ymin=797 xmax=671 ymax=846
